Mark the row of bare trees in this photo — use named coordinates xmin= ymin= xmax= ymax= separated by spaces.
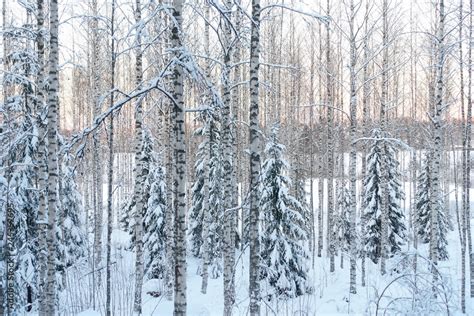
xmin=0 ymin=0 xmax=473 ymax=315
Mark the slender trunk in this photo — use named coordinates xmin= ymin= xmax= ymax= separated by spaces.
xmin=348 ymin=0 xmax=357 ymax=294
xmin=91 ymin=0 xmax=104 ymax=286
xmin=106 ymin=1 xmax=116 ymax=314
xmin=200 ymin=2 xmax=211 ymax=295
xmin=459 ymin=0 xmax=466 ymax=310
xmin=165 ymin=109 xmax=174 ymax=300
xmin=221 ymin=1 xmax=236 ymax=314
xmin=379 ymin=0 xmax=389 ymax=275
xmin=171 ymin=1 xmax=187 ymax=314
xmin=317 ymin=22 xmax=324 ymax=258
xmin=45 ymin=0 xmax=60 ymax=313
xmin=466 ymin=0 xmax=474 ymax=299
xmin=133 ymin=1 xmax=145 ymax=314
xmin=430 ymin=0 xmax=446 ymax=284
xmin=36 ymin=0 xmax=49 ymax=313
xmin=164 ymin=1 xmax=174 ymax=301
xmin=325 ymin=0 xmax=335 ymax=273
xmin=360 ymin=0 xmax=370 ymax=287
xmin=249 ymin=0 xmax=261 ymax=314
xmin=309 ymin=26 xmax=316 ymax=266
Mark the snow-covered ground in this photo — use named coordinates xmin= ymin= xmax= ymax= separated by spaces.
xmin=60 ymin=178 xmax=473 ymax=315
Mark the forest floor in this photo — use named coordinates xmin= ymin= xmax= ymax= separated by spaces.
xmin=68 ymin=181 xmax=473 ymax=315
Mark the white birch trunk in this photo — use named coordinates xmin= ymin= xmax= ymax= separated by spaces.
xmin=249 ymin=0 xmax=261 ymax=314
xmin=466 ymin=0 xmax=474 ymax=298
xmin=360 ymin=0 xmax=370 ymax=287
xmin=379 ymin=0 xmax=389 ymax=275
xmin=429 ymin=0 xmax=446 ymax=284
xmin=133 ymin=1 xmax=145 ymax=314
xmin=458 ymin=0 xmax=466 ymax=310
xmin=348 ymin=0 xmax=357 ymax=294
xmin=200 ymin=2 xmax=212 ymax=295
xmin=36 ymin=0 xmax=49 ymax=313
xmin=45 ymin=0 xmax=60 ymax=312
xmin=221 ymin=1 xmax=236 ymax=314
xmin=106 ymin=1 xmax=116 ymax=314
xmin=171 ymin=1 xmax=187 ymax=314
xmin=325 ymin=0 xmax=336 ymax=273
xmin=317 ymin=23 xmax=324 ymax=259
xmin=91 ymin=0 xmax=104 ymax=275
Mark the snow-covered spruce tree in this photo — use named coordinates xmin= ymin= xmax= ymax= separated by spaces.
xmin=385 ymin=138 xmax=407 ymax=256
xmin=0 ymin=13 xmax=40 ymax=311
xmin=189 ymin=123 xmax=209 ymax=258
xmin=415 ymin=151 xmax=450 ymax=260
xmin=119 ymin=197 xmax=135 ymax=234
xmin=0 ymin=140 xmax=38 ymax=311
xmin=206 ymin=121 xmax=224 ymax=278
xmin=293 ymin=167 xmax=312 ymax=241
xmin=362 ymin=129 xmax=406 ymax=264
xmin=259 ymin=123 xmax=309 ymax=300
xmin=189 ymin=111 xmax=223 ymax=278
xmin=144 ymin=155 xmax=167 ymax=280
xmin=59 ymin=152 xmax=87 ymax=271
xmin=335 ymin=183 xmax=351 ymax=258
xmin=119 ymin=130 xmax=168 ymax=280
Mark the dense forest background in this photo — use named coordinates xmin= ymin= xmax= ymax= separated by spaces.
xmin=0 ymin=0 xmax=473 ymax=315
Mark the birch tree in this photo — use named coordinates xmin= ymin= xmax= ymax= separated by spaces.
xmin=106 ymin=1 xmax=116 ymax=314
xmin=45 ymin=0 xmax=61 ymax=312
xmin=429 ymin=0 xmax=446 ymax=283
xmin=218 ymin=1 xmax=237 ymax=313
xmin=91 ymin=0 xmax=104 ymax=275
xmin=36 ymin=0 xmax=49 ymax=312
xmin=325 ymin=0 xmax=336 ymax=273
xmin=347 ymin=0 xmax=357 ymax=294
xmin=171 ymin=0 xmax=187 ymax=314
xmin=133 ymin=0 xmax=146 ymax=313
xmin=248 ymin=0 xmax=262 ymax=314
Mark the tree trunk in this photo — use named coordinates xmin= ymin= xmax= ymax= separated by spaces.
xmin=360 ymin=0 xmax=370 ymax=287
xmin=379 ymin=0 xmax=389 ymax=275
xmin=91 ymin=0 xmax=104 ymax=278
xmin=106 ymin=1 xmax=116 ymax=314
xmin=429 ymin=0 xmax=446 ymax=284
xmin=133 ymin=1 xmax=145 ymax=314
xmin=45 ymin=0 xmax=60 ymax=312
xmin=317 ymin=22 xmax=324 ymax=259
xmin=36 ymin=0 xmax=49 ymax=313
xmin=466 ymin=0 xmax=473 ymax=298
xmin=325 ymin=0 xmax=336 ymax=273
xmin=171 ymin=1 xmax=187 ymax=314
xmin=249 ymin=0 xmax=261 ymax=314
xmin=458 ymin=0 xmax=466 ymax=310
xmin=348 ymin=0 xmax=357 ymax=294
xmin=200 ymin=2 xmax=212 ymax=295
xmin=221 ymin=1 xmax=236 ymax=314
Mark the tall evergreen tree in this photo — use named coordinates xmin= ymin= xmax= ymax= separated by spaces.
xmin=189 ymin=126 xmax=207 ymax=258
xmin=415 ymin=151 xmax=450 ymax=260
xmin=335 ymin=183 xmax=351 ymax=256
xmin=119 ymin=130 xmax=170 ymax=281
xmin=293 ymin=168 xmax=311 ymax=240
xmin=189 ymin=113 xmax=223 ymax=279
xmin=259 ymin=123 xmax=309 ymax=300
xmin=59 ymin=152 xmax=87 ymax=270
xmin=362 ymin=129 xmax=406 ymax=264
xmin=0 ymin=12 xmax=40 ymax=311
xmin=144 ymin=157 xmax=167 ymax=280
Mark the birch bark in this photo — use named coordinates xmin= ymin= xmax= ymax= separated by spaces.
xmin=45 ymin=0 xmax=61 ymax=312
xmin=249 ymin=0 xmax=262 ymax=314
xmin=133 ymin=1 xmax=145 ymax=314
xmin=171 ymin=1 xmax=187 ymax=314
